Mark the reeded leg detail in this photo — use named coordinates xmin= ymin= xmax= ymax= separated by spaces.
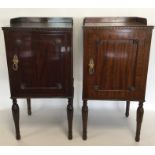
xmin=135 ymin=102 xmax=144 ymax=142
xmin=125 ymin=101 xmax=130 ymax=117
xmin=12 ymin=98 xmax=21 ymax=140
xmin=27 ymin=98 xmax=31 ymax=115
xmin=82 ymin=100 xmax=88 ymax=140
xmin=67 ymin=98 xmax=73 ymax=140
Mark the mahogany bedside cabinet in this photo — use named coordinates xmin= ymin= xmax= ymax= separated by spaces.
xmin=2 ymin=17 xmax=74 ymax=140
xmin=82 ymin=17 xmax=154 ymax=142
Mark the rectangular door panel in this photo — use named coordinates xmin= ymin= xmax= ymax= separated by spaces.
xmin=95 ymin=39 xmax=138 ymax=92
xmin=84 ymin=30 xmax=146 ymax=100
xmin=5 ymin=31 xmax=71 ymax=97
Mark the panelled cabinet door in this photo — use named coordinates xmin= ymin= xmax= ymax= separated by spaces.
xmin=95 ymin=39 xmax=137 ymax=91
xmin=84 ymin=29 xmax=150 ymax=100
xmin=5 ymin=31 xmax=71 ymax=97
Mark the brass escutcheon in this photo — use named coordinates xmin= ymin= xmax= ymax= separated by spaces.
xmin=12 ymin=54 xmax=19 ymax=71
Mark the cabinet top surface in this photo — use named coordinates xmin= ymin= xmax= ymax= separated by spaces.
xmin=83 ymin=17 xmax=154 ymax=28
xmin=3 ymin=17 xmax=73 ymax=29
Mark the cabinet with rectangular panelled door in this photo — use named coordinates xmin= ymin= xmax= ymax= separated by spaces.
xmin=82 ymin=17 xmax=154 ymax=142
xmin=2 ymin=17 xmax=74 ymax=140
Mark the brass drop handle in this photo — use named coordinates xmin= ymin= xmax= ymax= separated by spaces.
xmin=12 ymin=54 xmax=19 ymax=71
xmin=88 ymin=58 xmax=95 ymax=75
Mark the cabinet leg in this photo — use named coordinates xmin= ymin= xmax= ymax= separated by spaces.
xmin=135 ymin=102 xmax=144 ymax=142
xmin=82 ymin=100 xmax=88 ymax=140
xmin=125 ymin=101 xmax=130 ymax=117
xmin=67 ymin=98 xmax=73 ymax=140
xmin=12 ymin=98 xmax=21 ymax=140
xmin=27 ymin=98 xmax=31 ymax=115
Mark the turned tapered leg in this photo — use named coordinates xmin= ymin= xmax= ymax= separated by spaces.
xmin=135 ymin=102 xmax=144 ymax=142
xmin=125 ymin=101 xmax=130 ymax=117
xmin=27 ymin=98 xmax=31 ymax=115
xmin=82 ymin=100 xmax=88 ymax=140
xmin=67 ymin=98 xmax=73 ymax=140
xmin=12 ymin=98 xmax=20 ymax=140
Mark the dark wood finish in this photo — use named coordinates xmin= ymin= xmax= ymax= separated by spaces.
xmin=12 ymin=98 xmax=20 ymax=140
xmin=125 ymin=101 xmax=130 ymax=117
xmin=2 ymin=17 xmax=74 ymax=140
xmin=84 ymin=17 xmax=147 ymax=26
xmin=67 ymin=97 xmax=73 ymax=139
xmin=135 ymin=102 xmax=144 ymax=142
xmin=27 ymin=98 xmax=31 ymax=115
xmin=82 ymin=17 xmax=154 ymax=141
xmin=10 ymin=17 xmax=72 ymax=28
xmin=82 ymin=100 xmax=88 ymax=140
